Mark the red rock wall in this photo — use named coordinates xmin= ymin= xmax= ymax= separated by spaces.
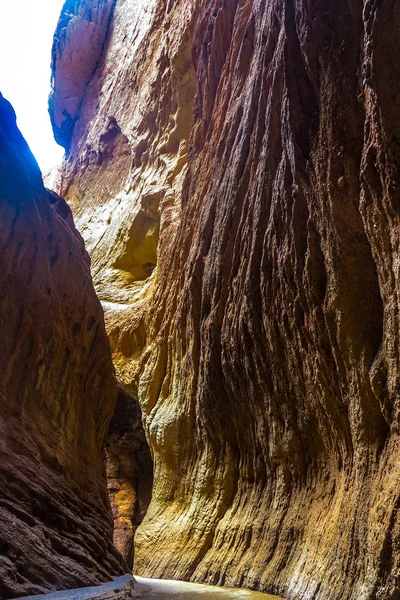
xmin=50 ymin=1 xmax=400 ymax=598
xmin=0 ymin=93 xmax=123 ymax=598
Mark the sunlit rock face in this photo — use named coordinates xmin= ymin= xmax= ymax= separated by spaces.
xmin=51 ymin=0 xmax=400 ymax=598
xmin=0 ymin=93 xmax=123 ymax=598
xmin=50 ymin=0 xmax=116 ymax=150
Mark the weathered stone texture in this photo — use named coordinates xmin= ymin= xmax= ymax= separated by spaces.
xmin=50 ymin=1 xmax=400 ymax=598
xmin=0 ymin=92 xmax=123 ymax=598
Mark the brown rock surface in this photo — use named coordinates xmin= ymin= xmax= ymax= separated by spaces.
xmin=0 ymin=92 xmax=124 ymax=598
xmin=50 ymin=0 xmax=400 ymax=598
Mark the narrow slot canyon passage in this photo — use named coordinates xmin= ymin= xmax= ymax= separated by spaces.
xmin=1 ymin=0 xmax=400 ymax=599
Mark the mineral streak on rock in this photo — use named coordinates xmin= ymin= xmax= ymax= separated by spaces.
xmin=106 ymin=385 xmax=153 ymax=570
xmin=0 ymin=92 xmax=124 ymax=598
xmin=51 ymin=0 xmax=400 ymax=598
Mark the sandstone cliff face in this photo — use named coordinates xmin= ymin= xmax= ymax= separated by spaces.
xmin=51 ymin=1 xmax=400 ymax=598
xmin=0 ymin=92 xmax=123 ymax=598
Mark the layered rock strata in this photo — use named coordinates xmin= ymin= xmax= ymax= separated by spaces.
xmin=50 ymin=1 xmax=400 ymax=599
xmin=0 ymin=92 xmax=123 ymax=598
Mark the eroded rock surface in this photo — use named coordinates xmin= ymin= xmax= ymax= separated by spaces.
xmin=50 ymin=1 xmax=400 ymax=599
xmin=0 ymin=92 xmax=123 ymax=598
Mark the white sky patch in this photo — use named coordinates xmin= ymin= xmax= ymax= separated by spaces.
xmin=0 ymin=0 xmax=66 ymax=173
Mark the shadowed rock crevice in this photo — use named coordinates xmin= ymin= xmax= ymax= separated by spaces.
xmin=106 ymin=384 xmax=153 ymax=571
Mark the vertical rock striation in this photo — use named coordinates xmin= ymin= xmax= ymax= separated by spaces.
xmin=50 ymin=1 xmax=400 ymax=598
xmin=0 ymin=92 xmax=123 ymax=598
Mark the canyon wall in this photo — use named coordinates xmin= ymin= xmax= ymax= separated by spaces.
xmin=50 ymin=1 xmax=400 ymax=598
xmin=0 ymin=92 xmax=124 ymax=598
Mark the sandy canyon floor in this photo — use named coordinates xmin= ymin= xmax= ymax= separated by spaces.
xmin=133 ymin=577 xmax=282 ymax=600
xmin=16 ymin=576 xmax=282 ymax=600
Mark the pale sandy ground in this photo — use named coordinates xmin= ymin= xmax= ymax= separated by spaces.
xmin=14 ymin=575 xmax=135 ymax=600
xmin=133 ymin=577 xmax=282 ymax=600
xmin=15 ymin=576 xmax=283 ymax=600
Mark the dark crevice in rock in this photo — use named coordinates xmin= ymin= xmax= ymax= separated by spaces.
xmin=105 ymin=384 xmax=153 ymax=571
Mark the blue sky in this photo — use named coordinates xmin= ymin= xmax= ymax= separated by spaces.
xmin=0 ymin=0 xmax=66 ymax=173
